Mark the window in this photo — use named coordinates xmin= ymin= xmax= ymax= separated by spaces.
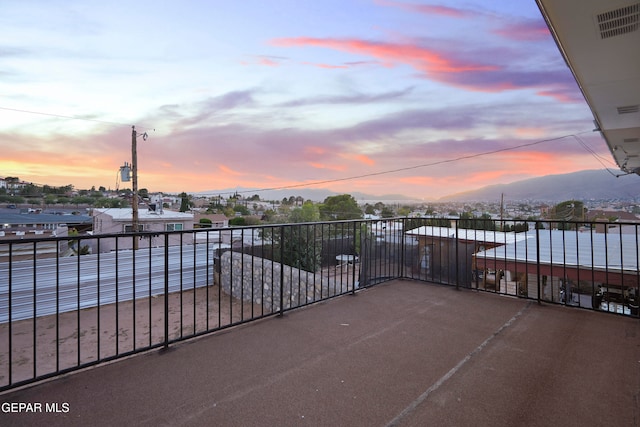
xmin=166 ymin=223 xmax=183 ymax=231
xmin=124 ymin=224 xmax=145 ymax=232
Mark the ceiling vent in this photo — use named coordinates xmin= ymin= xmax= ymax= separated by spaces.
xmin=617 ymin=104 xmax=640 ymax=114
xmin=596 ymin=3 xmax=639 ymax=39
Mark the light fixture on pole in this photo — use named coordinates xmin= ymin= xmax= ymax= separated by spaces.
xmin=131 ymin=126 xmax=148 ymax=250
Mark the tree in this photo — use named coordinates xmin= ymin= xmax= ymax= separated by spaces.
xmin=261 ymin=224 xmax=322 ymax=272
xmin=289 ymin=201 xmax=320 ymax=223
xmin=229 ymin=217 xmax=246 ymax=226
xmin=262 ymin=209 xmax=277 ymax=222
xmin=234 ymin=205 xmax=250 ymax=216
xmin=549 ymin=200 xmax=586 ymax=230
xmin=319 ymin=194 xmax=362 ymax=220
xmin=71 ymin=195 xmax=94 ymax=206
xmin=179 ymin=192 xmax=191 ymax=212
xmin=198 ymin=218 xmax=212 ymax=228
xmin=459 ymin=212 xmax=496 ymax=231
xmin=397 ymin=205 xmax=412 ymax=217
xmin=381 ymin=206 xmax=395 ymax=218
xmin=68 ymin=228 xmax=90 ymax=256
xmin=94 ymin=197 xmax=124 ymax=208
xmin=20 ymin=183 xmax=40 ymax=196
xmin=44 ymin=195 xmax=57 ymax=206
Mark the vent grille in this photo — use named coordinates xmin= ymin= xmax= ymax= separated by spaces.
xmin=617 ymin=105 xmax=640 ymax=114
xmin=597 ymin=3 xmax=639 ymax=39
xmin=623 ymin=138 xmax=640 ymax=143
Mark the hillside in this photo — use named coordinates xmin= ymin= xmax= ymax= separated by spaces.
xmin=441 ymin=169 xmax=640 ymax=202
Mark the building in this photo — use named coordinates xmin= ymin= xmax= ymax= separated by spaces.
xmin=92 ymin=208 xmax=194 ymax=252
xmin=0 ymin=210 xmax=92 ymax=259
xmin=405 ymin=226 xmax=530 ymax=288
xmin=474 ymin=229 xmax=639 ymax=313
xmin=194 ymin=213 xmax=229 ymax=228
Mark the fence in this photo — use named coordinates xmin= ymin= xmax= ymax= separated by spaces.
xmin=1 ymin=217 xmax=638 ymax=391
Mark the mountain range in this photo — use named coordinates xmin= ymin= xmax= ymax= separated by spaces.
xmin=195 ymin=187 xmax=418 ymax=203
xmin=440 ymin=169 xmax=640 ymax=202
xmin=197 ymin=169 xmax=640 ymax=204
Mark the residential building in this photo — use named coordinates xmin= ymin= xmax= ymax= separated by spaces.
xmin=92 ymin=208 xmax=194 ymax=252
xmin=405 ymin=225 xmax=530 ymax=289
xmin=474 ymin=229 xmax=639 ymax=313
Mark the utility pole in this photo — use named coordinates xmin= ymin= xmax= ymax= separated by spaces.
xmin=132 ymin=126 xmax=139 ymax=250
xmin=500 ymin=192 xmax=504 ymax=231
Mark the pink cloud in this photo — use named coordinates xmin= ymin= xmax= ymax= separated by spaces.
xmin=309 ymin=162 xmax=345 ymax=171
xmin=536 ymin=88 xmax=582 ymax=103
xmin=302 ymin=61 xmax=349 ymax=69
xmin=273 ymin=37 xmax=496 ymax=74
xmin=219 ymin=164 xmax=245 ymax=176
xmin=354 ymin=154 xmax=375 ymax=166
xmin=376 ymin=0 xmax=473 ymax=18
xmin=492 ymin=20 xmax=551 ymax=42
xmin=259 ymin=57 xmax=279 ymax=67
xmin=241 ymin=55 xmax=287 ymax=67
xmin=272 ymin=36 xmax=576 ymax=95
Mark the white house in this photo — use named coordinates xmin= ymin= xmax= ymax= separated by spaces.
xmin=92 ymin=208 xmax=194 ymax=252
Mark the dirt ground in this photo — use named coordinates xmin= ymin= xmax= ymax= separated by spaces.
xmin=0 ymin=284 xmax=262 ymax=388
xmin=0 ymin=264 xmax=359 ymax=390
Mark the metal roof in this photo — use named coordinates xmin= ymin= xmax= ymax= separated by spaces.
xmin=536 ymin=0 xmax=640 ymax=174
xmin=93 ymin=208 xmax=194 ymax=221
xmin=475 ymin=229 xmax=639 ymax=272
xmin=0 ymin=213 xmax=92 ymax=226
xmin=406 ymin=226 xmax=531 ymax=245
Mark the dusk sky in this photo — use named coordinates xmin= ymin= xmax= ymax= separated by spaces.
xmin=1 ymin=0 xmax=617 ymax=199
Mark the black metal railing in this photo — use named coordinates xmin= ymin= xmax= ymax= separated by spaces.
xmin=0 ymin=217 xmax=638 ymax=391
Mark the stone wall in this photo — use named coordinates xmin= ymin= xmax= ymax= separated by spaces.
xmin=220 ymin=251 xmax=347 ymax=311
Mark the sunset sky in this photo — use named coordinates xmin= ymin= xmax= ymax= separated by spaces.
xmin=0 ymin=0 xmax=616 ymax=199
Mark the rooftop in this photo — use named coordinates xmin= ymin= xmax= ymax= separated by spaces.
xmin=92 ymin=208 xmax=194 ymax=221
xmin=406 ymin=225 xmax=531 ymax=245
xmin=1 ymin=279 xmax=637 ymax=426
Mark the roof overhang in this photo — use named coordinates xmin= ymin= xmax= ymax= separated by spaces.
xmin=536 ymin=0 xmax=640 ymax=174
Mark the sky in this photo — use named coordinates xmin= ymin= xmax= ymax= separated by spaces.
xmin=0 ymin=0 xmax=618 ymax=200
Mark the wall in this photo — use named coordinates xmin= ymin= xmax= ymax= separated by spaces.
xmin=219 ymin=252 xmax=347 ymax=311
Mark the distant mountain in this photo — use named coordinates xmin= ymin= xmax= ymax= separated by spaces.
xmin=195 ymin=187 xmax=418 ymax=203
xmin=441 ymin=169 xmax=640 ymax=202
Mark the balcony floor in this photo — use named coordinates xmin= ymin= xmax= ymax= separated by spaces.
xmin=1 ymin=279 xmax=638 ymax=426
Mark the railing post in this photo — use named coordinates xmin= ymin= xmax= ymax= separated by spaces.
xmin=279 ymin=224 xmax=285 ymax=317
xmin=536 ymin=226 xmax=541 ymax=305
xmin=351 ymin=221 xmax=357 ymax=295
xmin=164 ymin=233 xmax=170 ymax=349
xmin=455 ymin=220 xmax=459 ymax=291
xmin=399 ymin=218 xmax=405 ymax=279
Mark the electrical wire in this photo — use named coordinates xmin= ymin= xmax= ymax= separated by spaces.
xmin=0 ymin=106 xmax=155 ymax=132
xmin=571 ymin=134 xmax=620 ymax=176
xmin=220 ymin=131 xmax=594 ymax=197
xmin=2 ymin=103 xmax=623 ymax=193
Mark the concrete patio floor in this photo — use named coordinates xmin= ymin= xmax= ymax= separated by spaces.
xmin=1 ymin=279 xmax=639 ymax=426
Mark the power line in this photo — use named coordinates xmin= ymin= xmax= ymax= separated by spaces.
xmin=1 ymin=106 xmax=614 ymax=194
xmin=223 ymin=131 xmax=594 ymax=197
xmin=0 ymin=106 xmax=155 ymax=131
xmin=571 ymin=134 xmax=622 ymax=177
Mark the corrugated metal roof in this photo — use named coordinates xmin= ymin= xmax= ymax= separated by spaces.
xmin=0 ymin=213 xmax=92 ymax=225
xmin=475 ymin=229 xmax=639 ymax=272
xmin=406 ymin=226 xmax=531 ymax=244
xmin=0 ymin=245 xmax=212 ymax=323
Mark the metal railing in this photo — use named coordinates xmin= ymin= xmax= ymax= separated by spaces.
xmin=0 ymin=217 xmax=638 ymax=391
